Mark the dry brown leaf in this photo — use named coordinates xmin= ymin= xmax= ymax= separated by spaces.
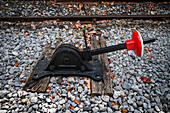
xmin=110 ymin=71 xmax=114 ymax=79
xmin=23 ymin=33 xmax=29 ymax=37
xmin=106 ymin=31 xmax=109 ymax=35
xmin=84 ymin=80 xmax=90 ymax=89
xmin=52 ymin=4 xmax=56 ymax=7
xmin=87 ymin=24 xmax=92 ymax=28
xmin=28 ymin=6 xmax=33 ymax=8
xmin=145 ymin=47 xmax=150 ymax=51
xmin=89 ymin=31 xmax=96 ymax=34
xmin=123 ymin=52 xmax=127 ymax=54
xmin=74 ymin=100 xmax=81 ymax=104
xmin=146 ymin=54 xmax=154 ymax=57
xmin=38 ymin=32 xmax=44 ymax=37
xmin=31 ymin=24 xmax=36 ymax=27
xmin=112 ymin=101 xmax=119 ymax=107
xmin=5 ymin=47 xmax=10 ymax=49
xmin=68 ymin=87 xmax=75 ymax=92
xmin=57 ymin=92 xmax=61 ymax=97
xmin=20 ymin=80 xmax=26 ymax=83
xmin=70 ymin=105 xmax=74 ymax=109
xmin=121 ymin=109 xmax=128 ymax=113
xmin=73 ymin=33 xmax=77 ymax=37
xmin=14 ymin=61 xmax=18 ymax=67
xmin=140 ymin=77 xmax=152 ymax=83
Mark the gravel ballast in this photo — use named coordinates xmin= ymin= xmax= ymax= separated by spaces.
xmin=0 ymin=19 xmax=169 ymax=112
xmin=0 ymin=1 xmax=169 ymax=17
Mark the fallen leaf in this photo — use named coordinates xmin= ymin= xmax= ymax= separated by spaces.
xmin=57 ymin=92 xmax=61 ymax=97
xmin=121 ymin=108 xmax=128 ymax=113
xmin=140 ymin=77 xmax=152 ymax=83
xmin=23 ymin=33 xmax=29 ymax=37
xmin=123 ymin=52 xmax=127 ymax=54
xmin=5 ymin=46 xmax=10 ymax=49
xmin=20 ymin=80 xmax=26 ymax=83
xmin=49 ymin=95 xmax=55 ymax=99
xmin=73 ymin=33 xmax=77 ymax=37
xmin=31 ymin=24 xmax=36 ymax=27
xmin=68 ymin=87 xmax=75 ymax=92
xmin=38 ymin=32 xmax=44 ymax=37
xmin=52 ymin=4 xmax=56 ymax=7
xmin=146 ymin=54 xmax=154 ymax=57
xmin=74 ymin=100 xmax=81 ymax=104
xmin=106 ymin=31 xmax=109 ymax=35
xmin=87 ymin=24 xmax=92 ymax=28
xmin=28 ymin=5 xmax=33 ymax=8
xmin=47 ymin=86 xmax=52 ymax=90
xmin=145 ymin=47 xmax=150 ymax=51
xmin=89 ymin=31 xmax=96 ymax=34
xmin=70 ymin=105 xmax=74 ymax=109
xmin=21 ymin=98 xmax=28 ymax=103
xmin=110 ymin=71 xmax=114 ymax=79
xmin=84 ymin=80 xmax=90 ymax=89
xmin=14 ymin=61 xmax=18 ymax=67
xmin=112 ymin=101 xmax=119 ymax=107
xmin=108 ymin=59 xmax=112 ymax=64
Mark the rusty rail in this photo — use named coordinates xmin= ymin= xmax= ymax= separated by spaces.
xmin=0 ymin=15 xmax=169 ymax=22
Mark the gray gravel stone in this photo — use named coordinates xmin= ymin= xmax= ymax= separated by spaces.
xmin=78 ymin=86 xmax=83 ymax=92
xmin=114 ymin=86 xmax=123 ymax=91
xmin=102 ymin=95 xmax=110 ymax=102
xmin=0 ymin=110 xmax=8 ymax=113
xmin=92 ymin=107 xmax=99 ymax=113
xmin=122 ymin=82 xmax=131 ymax=89
xmin=112 ymin=105 xmax=118 ymax=110
xmin=59 ymin=99 xmax=66 ymax=104
xmin=131 ymin=84 xmax=140 ymax=92
xmin=107 ymin=107 xmax=113 ymax=113
xmin=48 ymin=108 xmax=56 ymax=113
xmin=31 ymin=97 xmax=38 ymax=103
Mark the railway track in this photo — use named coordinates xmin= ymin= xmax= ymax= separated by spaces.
xmin=0 ymin=15 xmax=169 ymax=22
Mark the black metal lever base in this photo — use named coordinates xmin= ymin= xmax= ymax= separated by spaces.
xmin=32 ymin=44 xmax=102 ymax=81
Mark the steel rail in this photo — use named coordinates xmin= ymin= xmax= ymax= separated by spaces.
xmin=0 ymin=15 xmax=169 ymax=22
xmin=22 ymin=0 xmax=169 ymax=2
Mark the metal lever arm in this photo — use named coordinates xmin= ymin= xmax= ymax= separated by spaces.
xmin=90 ymin=38 xmax=156 ymax=56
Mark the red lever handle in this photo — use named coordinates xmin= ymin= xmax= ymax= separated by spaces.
xmin=125 ymin=30 xmax=144 ymax=57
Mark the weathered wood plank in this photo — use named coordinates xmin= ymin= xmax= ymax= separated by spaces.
xmin=23 ymin=43 xmax=62 ymax=92
xmin=91 ymin=36 xmax=102 ymax=95
xmin=100 ymin=37 xmax=113 ymax=95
